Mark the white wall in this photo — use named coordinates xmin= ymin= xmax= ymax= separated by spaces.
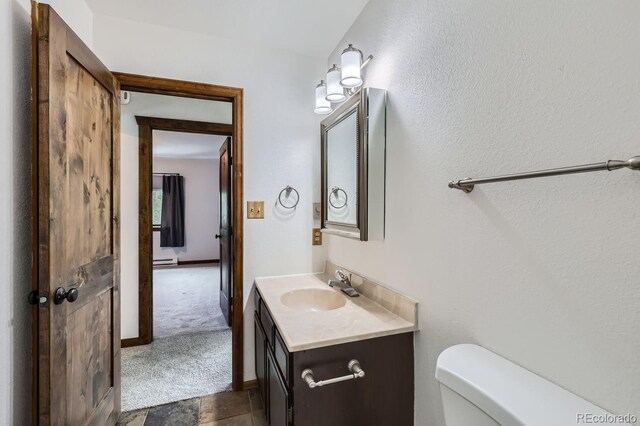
xmin=152 ymin=157 xmax=220 ymax=262
xmin=93 ymin=15 xmax=327 ymax=375
xmin=1 ymin=1 xmax=93 ymax=423
xmin=326 ymin=1 xmax=640 ymax=424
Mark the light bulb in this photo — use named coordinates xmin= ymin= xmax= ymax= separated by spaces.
xmin=314 ymin=80 xmax=332 ymax=114
xmin=326 ymin=64 xmax=346 ymax=102
xmin=340 ymin=44 xmax=363 ymax=88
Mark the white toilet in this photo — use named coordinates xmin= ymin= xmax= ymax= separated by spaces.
xmin=435 ymin=344 xmax=632 ymax=426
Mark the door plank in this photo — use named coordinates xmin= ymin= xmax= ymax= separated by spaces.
xmin=111 ymin=70 xmax=122 ymax=420
xmin=86 ymin=388 xmax=115 ymax=426
xmin=65 ymin=28 xmax=116 ymax=95
xmin=67 ymin=291 xmax=112 ymax=423
xmin=40 ymin=6 xmax=69 ymax=423
xmin=63 ymin=255 xmax=114 ymax=315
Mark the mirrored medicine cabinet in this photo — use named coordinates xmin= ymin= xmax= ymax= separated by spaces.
xmin=321 ymin=88 xmax=386 ymax=241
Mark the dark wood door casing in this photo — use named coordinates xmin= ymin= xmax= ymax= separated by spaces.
xmin=114 ymin=73 xmax=245 ymax=391
xmin=130 ymin=117 xmax=233 ymax=348
xmin=32 ymin=3 xmax=121 ymax=424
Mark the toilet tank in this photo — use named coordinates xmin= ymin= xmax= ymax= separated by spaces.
xmin=435 ymin=344 xmax=631 ymax=426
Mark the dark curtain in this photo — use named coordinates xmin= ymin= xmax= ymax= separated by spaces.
xmin=160 ymin=175 xmax=185 ymax=247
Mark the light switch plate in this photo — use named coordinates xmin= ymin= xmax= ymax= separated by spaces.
xmin=313 ymin=202 xmax=321 ymax=220
xmin=312 ymin=228 xmax=322 ymax=245
xmin=247 ymin=201 xmax=265 ymax=219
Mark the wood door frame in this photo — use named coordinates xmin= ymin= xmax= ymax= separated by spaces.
xmin=129 ymin=115 xmax=232 ymax=348
xmin=114 ymin=72 xmax=245 ymax=391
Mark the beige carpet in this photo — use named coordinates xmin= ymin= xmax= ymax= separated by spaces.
xmin=121 ymin=265 xmax=232 ymax=411
xmin=121 ymin=330 xmax=232 ymax=411
xmin=153 ymin=265 xmax=229 ymax=337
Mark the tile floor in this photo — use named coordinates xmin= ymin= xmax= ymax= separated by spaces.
xmin=117 ymin=389 xmax=267 ymax=426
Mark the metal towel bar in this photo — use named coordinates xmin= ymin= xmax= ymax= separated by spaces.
xmin=301 ymin=360 xmax=365 ymax=389
xmin=449 ymin=156 xmax=640 ymax=193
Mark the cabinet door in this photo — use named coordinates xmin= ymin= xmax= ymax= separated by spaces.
xmin=267 ymin=350 xmax=290 ymax=426
xmin=254 ymin=313 xmax=268 ymax=413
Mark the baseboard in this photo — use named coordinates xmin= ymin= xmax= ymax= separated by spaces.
xmin=178 ymin=259 xmax=220 ymax=265
xmin=243 ymin=380 xmax=258 ymax=390
xmin=121 ymin=337 xmax=147 ymax=348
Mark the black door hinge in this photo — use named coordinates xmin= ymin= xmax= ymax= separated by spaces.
xmin=229 ymin=156 xmax=233 ymax=166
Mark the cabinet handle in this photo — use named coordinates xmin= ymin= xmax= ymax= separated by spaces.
xmin=300 ymin=360 xmax=365 ymax=389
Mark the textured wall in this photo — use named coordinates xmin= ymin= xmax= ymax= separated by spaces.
xmin=152 ymin=157 xmax=220 ymax=262
xmin=93 ymin=14 xmax=327 ymax=378
xmin=326 ymin=1 xmax=640 ymax=424
xmin=0 ymin=1 xmax=94 ymax=423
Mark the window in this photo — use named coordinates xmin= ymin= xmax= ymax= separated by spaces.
xmin=152 ymin=188 xmax=163 ymax=227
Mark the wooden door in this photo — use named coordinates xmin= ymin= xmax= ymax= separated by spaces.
xmin=219 ymin=137 xmax=232 ymax=326
xmin=32 ymin=3 xmax=121 ymax=424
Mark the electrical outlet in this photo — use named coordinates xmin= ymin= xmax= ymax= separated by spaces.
xmin=247 ymin=201 xmax=265 ymax=219
xmin=312 ymin=228 xmax=322 ymax=245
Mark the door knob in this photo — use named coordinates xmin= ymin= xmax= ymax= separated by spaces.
xmin=54 ymin=287 xmax=79 ymax=305
xmin=215 ymin=234 xmax=221 ymax=239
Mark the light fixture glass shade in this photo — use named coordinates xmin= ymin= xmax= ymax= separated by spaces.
xmin=326 ymin=64 xmax=346 ymax=102
xmin=314 ymin=80 xmax=332 ymax=114
xmin=340 ymin=44 xmax=363 ymax=88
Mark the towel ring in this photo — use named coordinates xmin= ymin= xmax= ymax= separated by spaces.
xmin=329 ymin=187 xmax=348 ymax=209
xmin=278 ymin=186 xmax=299 ymax=209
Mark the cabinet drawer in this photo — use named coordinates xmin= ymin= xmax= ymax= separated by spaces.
xmin=259 ymin=299 xmax=275 ymax=347
xmin=274 ymin=330 xmax=290 ymax=387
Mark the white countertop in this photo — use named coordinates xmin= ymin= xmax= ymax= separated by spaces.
xmin=254 ymin=273 xmax=418 ymax=352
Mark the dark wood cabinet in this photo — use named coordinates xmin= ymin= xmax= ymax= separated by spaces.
xmin=254 ymin=288 xmax=414 ymax=426
xmin=267 ymin=349 xmax=291 ymax=425
xmin=254 ymin=313 xmax=268 ymax=418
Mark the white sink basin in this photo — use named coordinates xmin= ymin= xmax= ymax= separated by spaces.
xmin=280 ymin=288 xmax=347 ymax=312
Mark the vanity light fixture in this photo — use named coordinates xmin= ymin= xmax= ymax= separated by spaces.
xmin=340 ymin=44 xmax=365 ymax=88
xmin=314 ymin=80 xmax=333 ymax=115
xmin=314 ymin=44 xmax=374 ymax=114
xmin=325 ymin=64 xmax=346 ymax=102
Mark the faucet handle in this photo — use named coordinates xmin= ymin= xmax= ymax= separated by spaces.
xmin=336 ymin=269 xmax=350 ymax=283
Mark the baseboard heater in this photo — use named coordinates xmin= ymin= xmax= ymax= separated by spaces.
xmin=153 ymin=257 xmax=178 ymax=266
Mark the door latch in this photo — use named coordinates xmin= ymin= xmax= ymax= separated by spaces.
xmin=28 ymin=290 xmax=48 ymax=306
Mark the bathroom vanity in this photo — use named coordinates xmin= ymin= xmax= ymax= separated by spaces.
xmin=253 ymin=263 xmax=418 ymax=426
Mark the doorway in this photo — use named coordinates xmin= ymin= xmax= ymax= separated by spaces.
xmin=114 ymin=74 xmax=245 ymax=395
xmin=151 ymin=132 xmax=231 ymax=336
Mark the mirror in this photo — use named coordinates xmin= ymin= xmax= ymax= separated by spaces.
xmin=321 ymin=88 xmax=386 ymax=241
xmin=326 ymin=109 xmax=358 ymax=226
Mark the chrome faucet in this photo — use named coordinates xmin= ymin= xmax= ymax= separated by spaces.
xmin=328 ymin=269 xmax=359 ymax=297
